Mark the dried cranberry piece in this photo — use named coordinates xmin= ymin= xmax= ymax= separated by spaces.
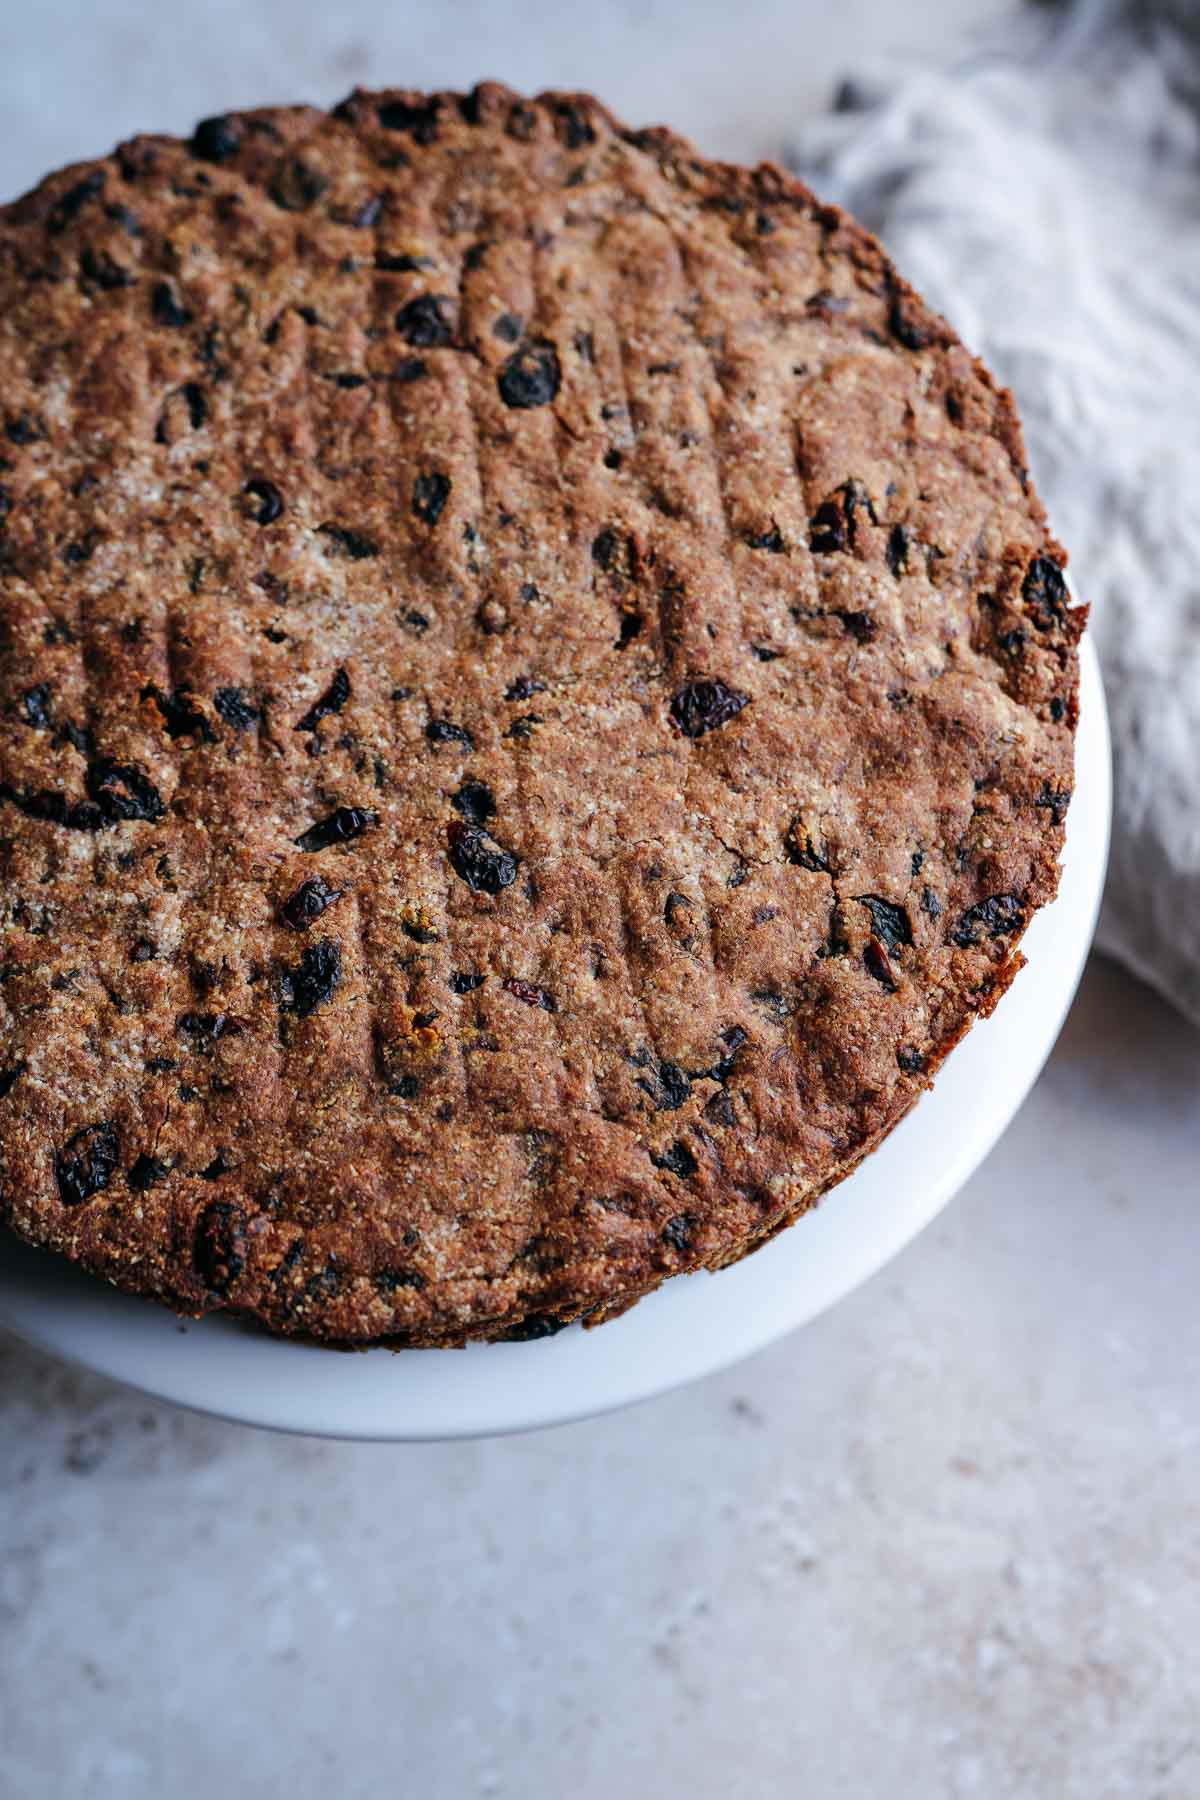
xmin=668 ymin=679 xmax=749 ymax=739
xmin=61 ymin=531 xmax=99 ymax=567
xmin=504 ymin=675 xmax=545 ymax=701
xmin=950 ymin=894 xmax=1023 ymax=947
xmin=377 ymin=97 xmax=442 ymax=143
xmin=886 ymin=524 xmax=910 ymax=576
xmin=194 ymin=1199 xmax=248 ymax=1292
xmin=280 ymin=876 xmax=343 ymax=931
xmin=1036 ymin=783 xmax=1071 ymax=827
xmin=855 ymin=896 xmax=912 ymax=951
xmin=837 ymin=610 xmax=876 ymax=643
xmin=190 ymin=114 xmax=241 ymax=163
xmin=318 ymin=523 xmax=378 ymax=560
xmin=446 ymin=821 xmax=518 ymax=895
xmin=243 ymin=478 xmax=283 ymax=525
xmin=151 ymin=281 xmax=191 ymax=328
xmin=127 ymin=1152 xmax=170 ymax=1190
xmin=457 ymin=87 xmax=485 ymax=126
xmin=507 ymin=101 xmax=539 ymax=142
xmin=5 ymin=412 xmax=42 ymax=446
xmin=809 ymin=480 xmax=876 ymax=555
xmin=746 ymin=524 xmax=785 ymax=553
xmin=497 ymin=340 xmax=561 ymax=410
xmin=662 ymin=1213 xmax=692 ymax=1252
xmin=294 ymin=667 xmax=350 ymax=733
xmin=143 ymin=684 xmax=215 ymax=743
xmin=59 ymin=719 xmax=92 ymax=756
xmin=703 ymin=1025 xmax=747 ymax=1084
xmin=591 ymin=527 xmax=623 ymax=572
xmin=412 ymin=471 xmax=451 ymax=526
xmin=374 ymin=1262 xmax=425 ymax=1294
xmin=46 ymin=171 xmax=106 ymax=235
xmin=295 ymin=806 xmax=376 ymax=853
xmin=85 ymin=759 xmax=164 ymax=823
xmin=176 ymin=1011 xmax=234 ymax=1047
xmin=785 ymin=820 xmax=830 ymax=872
xmin=105 ymin=202 xmax=141 ymax=236
xmin=553 ymin=101 xmax=595 ymax=148
xmin=0 ymin=782 xmax=102 ymax=831
xmin=651 ymin=1140 xmax=698 ymax=1179
xmin=54 ymin=1122 xmax=118 ymax=1206
xmin=426 ymin=718 xmax=474 ymax=749
xmin=395 ymin=294 xmax=454 ymax=347
xmin=1023 ymin=556 xmax=1068 ymax=630
xmin=452 ymin=780 xmax=495 ymax=825
xmin=147 ymin=380 xmax=207 ymax=444
xmin=21 ymin=684 xmax=51 ymax=729
xmin=213 ymin=687 xmax=259 ymax=730
xmin=281 ymin=938 xmax=342 ymax=1018
xmin=809 ymin=497 xmax=847 ymax=554
xmin=637 ymin=1059 xmax=691 ymax=1111
xmin=79 ymin=248 xmax=132 ymax=290
xmin=375 ymin=251 xmax=435 ymax=273
xmin=503 ymin=978 xmax=556 ymax=1011
xmin=0 ymin=1063 xmax=27 ymax=1099
xmin=269 ymin=1239 xmax=305 ymax=1289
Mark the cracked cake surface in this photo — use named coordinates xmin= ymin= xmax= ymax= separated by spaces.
xmin=0 ymin=83 xmax=1083 ymax=1343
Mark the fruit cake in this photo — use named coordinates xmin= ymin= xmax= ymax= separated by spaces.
xmin=0 ymin=85 xmax=1084 ymax=1342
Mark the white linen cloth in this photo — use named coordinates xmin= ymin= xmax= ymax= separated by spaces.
xmin=788 ymin=0 xmax=1200 ymax=1027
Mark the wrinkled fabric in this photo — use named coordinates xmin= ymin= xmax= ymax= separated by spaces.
xmin=788 ymin=0 xmax=1200 ymax=1027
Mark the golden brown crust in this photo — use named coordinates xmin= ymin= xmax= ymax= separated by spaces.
xmin=0 ymin=84 xmax=1083 ymax=1343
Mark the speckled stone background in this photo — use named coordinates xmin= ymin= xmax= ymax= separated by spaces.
xmin=3 ymin=6 xmax=1199 ymax=1798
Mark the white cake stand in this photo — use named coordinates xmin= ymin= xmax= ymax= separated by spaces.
xmin=0 ymin=641 xmax=1110 ymax=1441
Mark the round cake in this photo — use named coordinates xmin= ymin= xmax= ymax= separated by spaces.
xmin=0 ymin=84 xmax=1084 ymax=1343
